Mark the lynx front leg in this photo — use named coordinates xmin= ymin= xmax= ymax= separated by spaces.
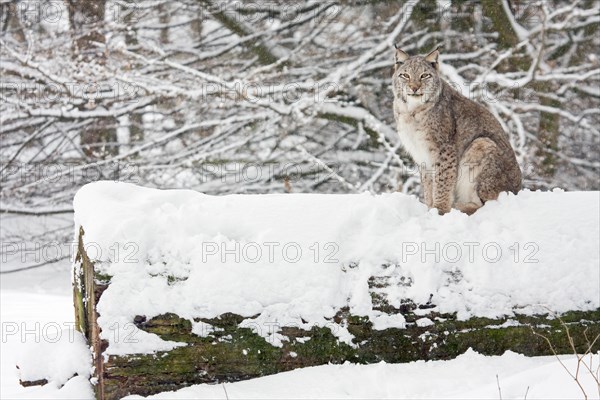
xmin=432 ymin=147 xmax=457 ymax=215
xmin=420 ymin=168 xmax=434 ymax=208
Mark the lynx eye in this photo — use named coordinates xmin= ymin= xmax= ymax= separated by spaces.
xmin=399 ymin=73 xmax=410 ymax=79
xmin=421 ymin=73 xmax=432 ymax=80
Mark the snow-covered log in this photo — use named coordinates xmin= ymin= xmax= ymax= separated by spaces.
xmin=72 ymin=182 xmax=600 ymax=399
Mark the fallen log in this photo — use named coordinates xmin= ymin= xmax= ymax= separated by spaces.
xmin=70 ymin=182 xmax=599 ymax=399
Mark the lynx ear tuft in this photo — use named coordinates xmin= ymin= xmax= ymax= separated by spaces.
xmin=425 ymin=46 xmax=440 ymax=70
xmin=395 ymin=46 xmax=409 ymax=65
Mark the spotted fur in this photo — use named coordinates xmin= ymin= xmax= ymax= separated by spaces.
xmin=392 ymin=47 xmax=521 ymax=215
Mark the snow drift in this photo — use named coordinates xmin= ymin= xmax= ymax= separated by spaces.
xmin=73 ymin=182 xmax=600 ymax=354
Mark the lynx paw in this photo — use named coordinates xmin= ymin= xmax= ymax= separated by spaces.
xmin=455 ymin=202 xmax=481 ymax=215
xmin=432 ymin=204 xmax=451 ymax=215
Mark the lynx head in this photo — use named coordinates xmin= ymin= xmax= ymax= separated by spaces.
xmin=392 ymin=46 xmax=442 ymax=108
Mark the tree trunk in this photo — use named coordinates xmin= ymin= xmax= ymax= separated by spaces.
xmin=68 ymin=0 xmax=118 ymax=158
xmin=410 ymin=0 xmax=440 ymax=53
xmin=199 ymin=0 xmax=280 ymax=65
xmin=481 ymin=0 xmax=561 ymax=182
xmin=69 ymin=228 xmax=600 ymax=400
xmin=158 ymin=2 xmax=170 ymax=45
xmin=68 ymin=0 xmax=107 ymax=64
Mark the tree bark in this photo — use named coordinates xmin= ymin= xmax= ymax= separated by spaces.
xmin=68 ymin=0 xmax=107 ymax=64
xmin=481 ymin=0 xmax=561 ymax=181
xmin=199 ymin=0 xmax=280 ymax=65
xmin=67 ymin=0 xmax=118 ymax=158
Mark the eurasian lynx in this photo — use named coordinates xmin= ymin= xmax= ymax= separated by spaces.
xmin=392 ymin=47 xmax=522 ymax=215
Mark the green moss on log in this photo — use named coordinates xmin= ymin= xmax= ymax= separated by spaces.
xmin=99 ymin=308 xmax=600 ymax=399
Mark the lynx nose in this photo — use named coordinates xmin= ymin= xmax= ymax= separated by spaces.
xmin=409 ymin=84 xmax=420 ymax=93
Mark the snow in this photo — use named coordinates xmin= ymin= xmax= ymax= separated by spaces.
xmin=123 ymin=349 xmax=600 ymax=399
xmin=72 ymin=182 xmax=600 ymax=354
xmin=3 ymin=289 xmax=599 ymax=399
xmin=16 ymin=328 xmax=91 ymax=386
xmin=415 ymin=317 xmax=434 ymax=327
xmin=2 ymin=183 xmax=599 ymax=398
xmin=1 ymin=291 xmax=94 ymax=399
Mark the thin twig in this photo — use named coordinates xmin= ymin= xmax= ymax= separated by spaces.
xmin=222 ymin=383 xmax=229 ymax=400
xmin=530 ymin=309 xmax=595 ymax=400
xmin=496 ymin=374 xmax=502 ymax=400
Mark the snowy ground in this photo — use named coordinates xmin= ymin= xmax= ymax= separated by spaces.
xmin=1 ymin=290 xmax=93 ymax=399
xmin=127 ymin=349 xmax=600 ymax=399
xmin=1 ymin=184 xmax=599 ymax=398
xmin=2 ymin=287 xmax=599 ymax=399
